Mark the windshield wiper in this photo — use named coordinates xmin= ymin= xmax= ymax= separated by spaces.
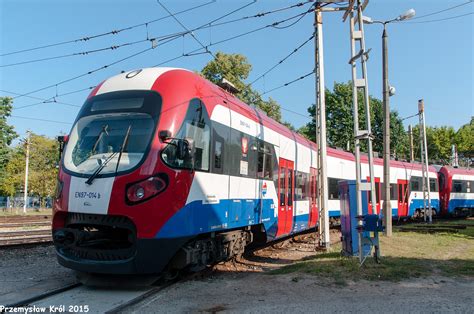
xmin=85 ymin=151 xmax=118 ymax=185
xmin=115 ymin=125 xmax=132 ymax=173
xmin=91 ymin=124 xmax=109 ymax=155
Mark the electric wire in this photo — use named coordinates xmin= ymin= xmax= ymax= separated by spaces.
xmin=410 ymin=0 xmax=472 ymax=20
xmin=11 ymin=5 xmax=313 ymax=100
xmin=9 ymin=115 xmax=72 ymax=125
xmin=404 ymin=12 xmax=473 ymax=24
xmin=0 ymin=89 xmax=78 ymax=108
xmin=2 ymin=0 xmax=312 ymax=68
xmin=12 ymin=46 xmax=155 ymax=100
xmin=248 ymin=32 xmax=315 ymax=85
xmin=0 ymin=0 xmax=216 ymax=57
xmin=261 ymin=70 xmax=315 ymax=95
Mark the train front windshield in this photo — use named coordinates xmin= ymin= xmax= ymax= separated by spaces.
xmin=63 ymin=90 xmax=162 ymax=177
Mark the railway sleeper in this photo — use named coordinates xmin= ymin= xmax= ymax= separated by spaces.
xmin=170 ymin=230 xmax=253 ymax=272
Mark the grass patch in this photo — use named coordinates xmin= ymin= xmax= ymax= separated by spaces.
xmin=271 ymin=219 xmax=474 ymax=284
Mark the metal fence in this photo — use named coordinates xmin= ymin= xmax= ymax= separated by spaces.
xmin=0 ymin=196 xmax=53 ymax=210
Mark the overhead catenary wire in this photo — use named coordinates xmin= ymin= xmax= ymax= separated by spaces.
xmin=153 ymin=8 xmax=314 ymax=67
xmin=261 ymin=70 xmax=315 ymax=95
xmin=0 ymin=89 xmax=79 ymax=108
xmin=12 ymin=5 xmax=313 ymax=101
xmin=9 ymin=115 xmax=72 ymax=125
xmin=409 ymin=0 xmax=472 ymax=20
xmin=248 ymin=32 xmax=315 ymax=85
xmin=1 ymin=0 xmax=313 ymax=68
xmin=0 ymin=0 xmax=216 ymax=57
xmin=403 ymin=12 xmax=473 ymax=24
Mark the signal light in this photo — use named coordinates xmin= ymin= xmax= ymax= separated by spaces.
xmin=126 ymin=175 xmax=167 ymax=204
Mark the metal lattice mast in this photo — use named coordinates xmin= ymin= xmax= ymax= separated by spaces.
xmin=418 ymin=99 xmax=432 ymax=223
xmin=345 ymin=0 xmax=377 ymax=262
xmin=314 ymin=5 xmax=330 ymax=248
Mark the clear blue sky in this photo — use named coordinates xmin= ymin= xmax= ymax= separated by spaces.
xmin=1 ymin=0 xmax=473 ymax=143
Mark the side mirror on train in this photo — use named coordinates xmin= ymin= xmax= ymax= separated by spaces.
xmin=159 ymin=130 xmax=172 ymax=141
xmin=58 ymin=135 xmax=68 ymax=154
xmin=177 ymin=138 xmax=195 ymax=170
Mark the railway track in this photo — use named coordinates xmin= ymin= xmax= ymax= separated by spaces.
xmin=4 ymin=275 xmax=182 ymax=313
xmin=0 ymin=215 xmax=52 ymax=246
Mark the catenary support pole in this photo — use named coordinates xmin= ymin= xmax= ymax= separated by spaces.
xmin=315 ymin=6 xmax=330 ymax=248
xmin=408 ymin=125 xmax=414 ymax=162
xmin=23 ymin=131 xmax=30 ymax=214
xmin=382 ymin=24 xmax=392 ymax=236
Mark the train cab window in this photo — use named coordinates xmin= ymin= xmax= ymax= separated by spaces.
xmin=214 ymin=141 xmax=223 ymax=171
xmin=161 ymin=98 xmax=210 ymax=171
xmin=429 ymin=178 xmax=438 ymax=192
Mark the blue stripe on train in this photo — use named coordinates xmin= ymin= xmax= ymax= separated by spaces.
xmin=155 ymin=199 xmax=277 ymax=239
xmin=448 ymin=198 xmax=474 ymax=213
xmin=408 ymin=199 xmax=440 ymax=216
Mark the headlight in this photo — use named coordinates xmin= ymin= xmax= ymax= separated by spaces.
xmin=126 ymin=174 xmax=168 ymax=204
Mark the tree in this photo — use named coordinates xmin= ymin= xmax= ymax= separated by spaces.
xmin=300 ymin=82 xmax=408 ymax=159
xmin=28 ymin=134 xmax=59 ymax=206
xmin=455 ymin=117 xmax=474 ymax=160
xmin=201 ymin=52 xmax=284 ymax=122
xmin=0 ymin=97 xmax=18 ymax=194
xmin=0 ymin=133 xmax=58 ymax=207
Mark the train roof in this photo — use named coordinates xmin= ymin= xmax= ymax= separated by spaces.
xmin=440 ymin=166 xmax=474 ymax=176
xmin=88 ymin=67 xmax=438 ymax=173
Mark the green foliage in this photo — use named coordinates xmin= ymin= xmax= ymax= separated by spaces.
xmin=200 ymin=52 xmax=283 ymax=122
xmin=455 ymin=117 xmax=474 ymax=158
xmin=300 ymin=82 xmax=408 ymax=159
xmin=0 ymin=133 xmax=58 ymax=204
xmin=1 ymin=97 xmax=18 ymax=165
xmin=0 ymin=97 xmax=18 ymax=192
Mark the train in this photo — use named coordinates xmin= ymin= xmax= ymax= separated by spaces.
xmin=52 ymin=67 xmax=474 ymax=274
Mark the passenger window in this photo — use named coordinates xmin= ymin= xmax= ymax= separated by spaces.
xmin=279 ymin=168 xmax=286 ymax=206
xmin=287 ymin=169 xmax=293 ymax=206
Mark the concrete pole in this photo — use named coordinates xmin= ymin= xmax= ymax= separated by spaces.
xmin=408 ymin=125 xmax=414 ymax=162
xmin=382 ymin=24 xmax=392 ymax=236
xmin=23 ymin=131 xmax=30 ymax=214
xmin=315 ymin=7 xmax=330 ymax=248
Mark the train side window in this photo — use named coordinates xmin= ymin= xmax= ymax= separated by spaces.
xmin=390 ymin=184 xmax=397 ymax=200
xmin=287 ymin=169 xmax=293 ymax=206
xmin=279 ymin=167 xmax=286 ymax=206
xmin=328 ymin=178 xmax=340 ymax=200
xmin=452 ymin=180 xmax=467 ymax=193
xmin=410 ymin=176 xmax=421 ymax=191
xmin=429 ymin=178 xmax=438 ymax=192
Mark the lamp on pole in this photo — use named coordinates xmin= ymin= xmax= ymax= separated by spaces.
xmin=362 ymin=8 xmax=415 ymax=237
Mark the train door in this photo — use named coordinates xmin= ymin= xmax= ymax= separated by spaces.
xmin=309 ymin=167 xmax=318 ymax=227
xmin=367 ymin=177 xmax=381 ymax=214
xmin=277 ymin=158 xmax=294 ymax=237
xmin=398 ymin=179 xmax=409 ymax=216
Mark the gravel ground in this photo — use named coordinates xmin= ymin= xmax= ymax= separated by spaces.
xmin=127 ymin=272 xmax=474 ymax=313
xmin=0 ymin=244 xmax=76 ymax=306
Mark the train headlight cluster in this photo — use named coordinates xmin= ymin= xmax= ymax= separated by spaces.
xmin=126 ymin=174 xmax=168 ymax=204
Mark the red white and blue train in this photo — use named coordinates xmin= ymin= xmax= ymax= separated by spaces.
xmin=52 ymin=68 xmax=474 ymax=274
